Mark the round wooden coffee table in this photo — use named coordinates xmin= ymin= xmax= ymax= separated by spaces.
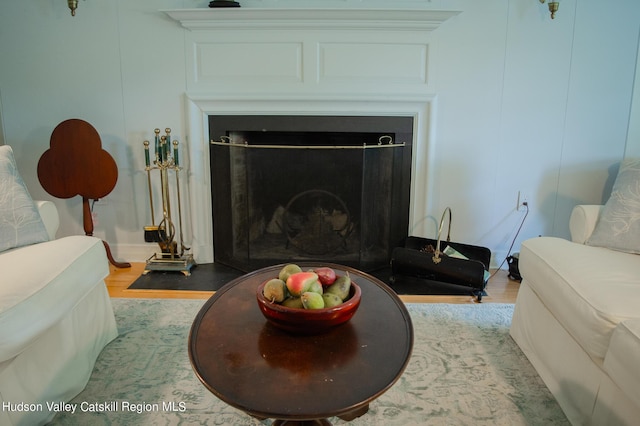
xmin=188 ymin=263 xmax=413 ymax=425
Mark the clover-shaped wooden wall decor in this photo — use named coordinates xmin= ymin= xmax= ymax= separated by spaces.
xmin=37 ymin=118 xmax=130 ymax=268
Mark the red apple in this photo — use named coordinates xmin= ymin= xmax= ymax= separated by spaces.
xmin=314 ymin=267 xmax=337 ymax=286
xmin=285 ymin=271 xmax=318 ymax=297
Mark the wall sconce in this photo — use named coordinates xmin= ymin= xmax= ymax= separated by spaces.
xmin=68 ymin=0 xmax=78 ymax=16
xmin=540 ymin=0 xmax=559 ymax=19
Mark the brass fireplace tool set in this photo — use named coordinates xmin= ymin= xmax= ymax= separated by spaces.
xmin=142 ymin=128 xmax=195 ymax=276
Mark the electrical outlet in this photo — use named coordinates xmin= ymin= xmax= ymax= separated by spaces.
xmin=517 ymin=191 xmax=529 ymax=211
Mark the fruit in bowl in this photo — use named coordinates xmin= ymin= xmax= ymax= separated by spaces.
xmin=256 ymin=264 xmax=361 ymax=334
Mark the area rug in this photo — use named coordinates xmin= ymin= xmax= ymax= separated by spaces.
xmin=49 ymin=299 xmax=568 ymax=425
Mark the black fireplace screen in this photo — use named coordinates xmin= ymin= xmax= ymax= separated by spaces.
xmin=209 ymin=116 xmax=412 ymax=272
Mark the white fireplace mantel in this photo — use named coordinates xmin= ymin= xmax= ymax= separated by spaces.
xmin=167 ymin=6 xmax=457 ymax=264
xmin=163 ymin=8 xmax=460 ymax=31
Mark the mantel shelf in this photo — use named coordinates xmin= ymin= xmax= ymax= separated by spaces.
xmin=162 ymin=8 xmax=460 ymax=31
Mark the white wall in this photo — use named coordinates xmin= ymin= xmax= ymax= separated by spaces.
xmin=0 ymin=0 xmax=188 ymax=261
xmin=1 ymin=0 xmax=638 ymax=266
xmin=627 ymin=38 xmax=640 ymax=158
xmin=0 ymin=89 xmax=5 ymax=146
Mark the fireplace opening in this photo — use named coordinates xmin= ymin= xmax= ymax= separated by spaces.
xmin=209 ymin=115 xmax=413 ymax=272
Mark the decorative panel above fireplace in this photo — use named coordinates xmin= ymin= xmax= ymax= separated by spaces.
xmin=164 ymin=7 xmax=460 ymax=96
xmin=209 ymin=115 xmax=412 ymax=272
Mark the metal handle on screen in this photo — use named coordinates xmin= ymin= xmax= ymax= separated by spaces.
xmin=378 ymin=135 xmax=393 ymax=145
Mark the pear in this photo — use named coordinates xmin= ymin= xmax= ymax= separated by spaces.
xmin=322 ymin=293 xmax=343 ymax=308
xmin=262 ymin=278 xmax=286 ymax=303
xmin=313 ymin=267 xmax=337 ymax=286
xmin=301 ymin=292 xmax=325 ymax=310
xmin=286 ymin=271 xmax=318 ymax=297
xmin=308 ymin=280 xmax=323 ymax=295
xmin=278 ymin=264 xmax=302 ymax=282
xmin=282 ymin=296 xmax=304 ymax=309
xmin=326 ymin=274 xmax=351 ymax=301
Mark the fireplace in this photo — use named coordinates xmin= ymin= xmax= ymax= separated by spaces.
xmin=164 ymin=7 xmax=455 ymax=266
xmin=209 ymin=115 xmax=412 ymax=272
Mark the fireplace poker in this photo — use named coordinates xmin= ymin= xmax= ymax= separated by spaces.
xmin=143 ymin=140 xmax=165 ymax=243
xmin=173 ymin=139 xmax=189 ymax=255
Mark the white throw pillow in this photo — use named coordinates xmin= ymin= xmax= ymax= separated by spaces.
xmin=0 ymin=145 xmax=49 ymax=252
xmin=587 ymin=158 xmax=640 ymax=254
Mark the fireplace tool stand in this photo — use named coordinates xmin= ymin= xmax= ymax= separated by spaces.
xmin=142 ymin=128 xmax=195 ymax=276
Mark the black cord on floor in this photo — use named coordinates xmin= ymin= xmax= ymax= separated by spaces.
xmin=488 ymin=202 xmax=529 ymax=281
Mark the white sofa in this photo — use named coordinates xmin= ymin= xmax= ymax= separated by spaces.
xmin=0 ymin=200 xmax=118 ymax=426
xmin=510 ymin=204 xmax=640 ymax=425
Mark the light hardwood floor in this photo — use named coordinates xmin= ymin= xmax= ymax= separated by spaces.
xmin=105 ymin=263 xmax=520 ymax=304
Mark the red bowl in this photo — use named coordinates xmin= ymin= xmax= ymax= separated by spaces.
xmin=256 ymin=280 xmax=361 ymax=335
